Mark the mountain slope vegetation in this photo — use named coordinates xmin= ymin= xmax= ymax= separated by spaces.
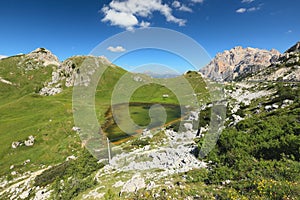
xmin=0 ymin=44 xmax=299 ymax=200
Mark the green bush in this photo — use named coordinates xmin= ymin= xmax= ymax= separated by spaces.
xmin=131 ymin=138 xmax=150 ymax=147
xmin=185 ymin=168 xmax=209 ymax=183
xmin=198 ymin=99 xmax=300 ymax=198
xmin=34 ymin=162 xmax=69 ymax=187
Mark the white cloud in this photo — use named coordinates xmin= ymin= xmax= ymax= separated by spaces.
xmin=172 ymin=1 xmax=181 ymax=8
xmin=140 ymin=21 xmax=151 ymax=28
xmin=0 ymin=55 xmax=8 ymax=60
xmin=242 ymin=0 xmax=255 ymax=3
xmin=179 ymin=5 xmax=193 ymax=12
xmin=107 ymin=46 xmax=126 ymax=52
xmin=102 ymin=7 xmax=138 ymax=30
xmin=236 ymin=5 xmax=261 ymax=13
xmin=102 ymin=0 xmax=187 ymax=30
xmin=248 ymin=6 xmax=260 ymax=12
xmin=172 ymin=1 xmax=193 ymax=12
xmin=287 ymin=30 xmax=293 ymax=34
xmin=236 ymin=8 xmax=247 ymax=13
xmin=191 ymin=0 xmax=204 ymax=3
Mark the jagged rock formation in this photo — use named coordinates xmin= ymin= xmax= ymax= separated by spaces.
xmin=18 ymin=48 xmax=60 ymax=70
xmin=246 ymin=42 xmax=300 ymax=82
xmin=39 ymin=55 xmax=111 ymax=96
xmin=200 ymin=46 xmax=280 ymax=81
xmin=285 ymin=41 xmax=300 ymax=53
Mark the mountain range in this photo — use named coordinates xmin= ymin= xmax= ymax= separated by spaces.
xmin=0 ymin=42 xmax=299 ymax=200
xmin=200 ymin=42 xmax=300 ymax=82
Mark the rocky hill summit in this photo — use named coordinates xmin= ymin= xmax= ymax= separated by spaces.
xmin=200 ymin=46 xmax=280 ymax=81
xmin=18 ymin=48 xmax=60 ymax=70
xmin=39 ymin=55 xmax=112 ymax=95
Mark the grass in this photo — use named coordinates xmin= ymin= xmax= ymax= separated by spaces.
xmin=0 ymin=90 xmax=79 ymax=176
xmin=0 ymin=56 xmax=209 ymax=178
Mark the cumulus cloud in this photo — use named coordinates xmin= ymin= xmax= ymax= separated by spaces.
xmin=140 ymin=21 xmax=151 ymax=28
xmin=172 ymin=1 xmax=181 ymax=8
xmin=172 ymin=1 xmax=192 ymax=12
xmin=102 ymin=0 xmax=187 ymax=30
xmin=107 ymin=46 xmax=126 ymax=52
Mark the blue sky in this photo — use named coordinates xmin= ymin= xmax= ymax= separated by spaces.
xmin=0 ymin=0 xmax=299 ymax=72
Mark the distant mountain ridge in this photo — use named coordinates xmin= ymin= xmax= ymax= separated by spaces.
xmin=200 ymin=46 xmax=281 ymax=81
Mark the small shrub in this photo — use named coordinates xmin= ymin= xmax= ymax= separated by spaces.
xmin=131 ymin=139 xmax=150 ymax=147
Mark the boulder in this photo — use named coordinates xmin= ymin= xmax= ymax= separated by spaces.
xmin=121 ymin=174 xmax=145 ymax=193
xmin=24 ymin=136 xmax=35 ymax=147
xmin=12 ymin=141 xmax=22 ymax=149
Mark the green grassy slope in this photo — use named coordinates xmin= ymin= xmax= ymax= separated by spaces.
xmin=0 ymin=56 xmax=208 ymax=177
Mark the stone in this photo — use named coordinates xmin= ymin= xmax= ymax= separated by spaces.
xmin=113 ymin=180 xmax=124 ymax=188
xmin=184 ymin=123 xmax=193 ymax=131
xmin=143 ymin=145 xmax=150 ymax=151
xmin=265 ymin=105 xmax=273 ymax=111
xmin=133 ymin=76 xmax=143 ymax=82
xmin=33 ymin=189 xmax=52 ymax=200
xmin=19 ymin=189 xmax=31 ymax=199
xmin=39 ymin=86 xmax=62 ymax=96
xmin=146 ymin=181 xmax=156 ymax=190
xmin=283 ymin=99 xmax=294 ymax=105
xmin=71 ymin=127 xmax=81 ymax=132
xmin=232 ymin=114 xmax=244 ymax=125
xmin=121 ymin=174 xmax=145 ymax=193
xmin=12 ymin=142 xmax=21 ymax=149
xmin=188 ymin=111 xmax=199 ymax=121
xmin=24 ymin=136 xmax=35 ymax=147
xmin=222 ymin=180 xmax=231 ymax=185
xmin=23 ymin=159 xmax=31 ymax=165
xmin=66 ymin=155 xmax=77 ymax=161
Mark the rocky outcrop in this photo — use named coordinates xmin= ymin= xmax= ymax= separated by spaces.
xmin=39 ymin=56 xmax=111 ymax=96
xmin=285 ymin=41 xmax=300 ymax=53
xmin=200 ymin=46 xmax=280 ymax=81
xmin=121 ymin=174 xmax=146 ymax=193
xmin=18 ymin=48 xmax=60 ymax=70
xmin=12 ymin=135 xmax=35 ymax=149
xmin=246 ymin=42 xmax=300 ymax=82
xmin=107 ymin=113 xmax=206 ymax=178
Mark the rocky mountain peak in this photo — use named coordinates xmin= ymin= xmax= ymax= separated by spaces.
xmin=285 ymin=41 xmax=300 ymax=53
xmin=27 ymin=48 xmax=60 ymax=66
xmin=200 ymin=46 xmax=280 ymax=81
